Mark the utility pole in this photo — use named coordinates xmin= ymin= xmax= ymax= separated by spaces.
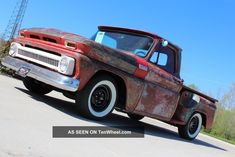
xmin=1 ymin=0 xmax=29 ymax=42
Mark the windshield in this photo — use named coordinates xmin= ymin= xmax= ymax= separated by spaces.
xmin=91 ymin=31 xmax=154 ymax=57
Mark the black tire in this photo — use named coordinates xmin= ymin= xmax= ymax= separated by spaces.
xmin=23 ymin=77 xmax=52 ymax=95
xmin=127 ymin=113 xmax=144 ymax=121
xmin=178 ymin=113 xmax=202 ymax=140
xmin=76 ymin=75 xmax=118 ymax=120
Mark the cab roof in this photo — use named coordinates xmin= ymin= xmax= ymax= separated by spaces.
xmin=98 ymin=26 xmax=182 ymax=53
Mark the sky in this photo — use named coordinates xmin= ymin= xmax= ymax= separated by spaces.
xmin=0 ymin=0 xmax=235 ymax=99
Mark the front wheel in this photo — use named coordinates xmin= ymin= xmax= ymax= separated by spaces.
xmin=76 ymin=75 xmax=118 ymax=120
xmin=23 ymin=77 xmax=52 ymax=95
xmin=178 ymin=113 xmax=202 ymax=140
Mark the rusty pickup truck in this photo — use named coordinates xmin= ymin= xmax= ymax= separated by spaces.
xmin=2 ymin=26 xmax=217 ymax=140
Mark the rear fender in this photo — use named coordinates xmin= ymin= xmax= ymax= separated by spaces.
xmin=171 ymin=90 xmax=216 ymax=129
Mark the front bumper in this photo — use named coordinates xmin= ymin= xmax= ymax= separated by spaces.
xmin=2 ymin=56 xmax=79 ymax=92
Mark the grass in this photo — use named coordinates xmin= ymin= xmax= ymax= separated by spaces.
xmin=201 ymin=131 xmax=235 ymax=145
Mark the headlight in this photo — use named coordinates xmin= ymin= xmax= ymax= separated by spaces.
xmin=60 ymin=57 xmax=69 ymax=73
xmin=59 ymin=56 xmax=75 ymax=75
xmin=9 ymin=43 xmax=18 ymax=56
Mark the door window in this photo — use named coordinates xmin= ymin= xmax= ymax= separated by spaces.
xmin=149 ymin=46 xmax=175 ymax=74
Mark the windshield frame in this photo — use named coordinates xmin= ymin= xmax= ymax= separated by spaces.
xmin=91 ymin=30 xmax=155 ymax=58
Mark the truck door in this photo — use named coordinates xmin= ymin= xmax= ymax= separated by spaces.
xmin=134 ymin=44 xmax=183 ymax=121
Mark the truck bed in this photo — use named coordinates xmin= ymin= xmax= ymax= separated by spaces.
xmin=182 ymin=85 xmax=218 ymax=103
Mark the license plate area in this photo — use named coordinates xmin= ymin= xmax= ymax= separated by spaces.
xmin=16 ymin=67 xmax=31 ymax=77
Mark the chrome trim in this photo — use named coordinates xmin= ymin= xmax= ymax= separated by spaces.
xmin=18 ymin=49 xmax=59 ymax=67
xmin=12 ymin=42 xmax=61 ymax=70
xmin=2 ymin=56 xmax=79 ymax=92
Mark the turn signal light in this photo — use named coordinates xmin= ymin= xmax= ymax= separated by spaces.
xmin=65 ymin=41 xmax=76 ymax=49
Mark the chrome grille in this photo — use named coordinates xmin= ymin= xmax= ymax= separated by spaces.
xmin=18 ymin=49 xmax=59 ymax=67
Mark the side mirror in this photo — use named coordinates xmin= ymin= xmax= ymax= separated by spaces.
xmin=161 ymin=40 xmax=168 ymax=47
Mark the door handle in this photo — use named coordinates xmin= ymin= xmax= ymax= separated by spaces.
xmin=173 ymin=77 xmax=183 ymax=85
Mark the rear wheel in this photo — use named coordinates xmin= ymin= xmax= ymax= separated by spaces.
xmin=23 ymin=77 xmax=52 ymax=95
xmin=178 ymin=113 xmax=202 ymax=140
xmin=127 ymin=113 xmax=144 ymax=121
xmin=76 ymin=75 xmax=118 ymax=120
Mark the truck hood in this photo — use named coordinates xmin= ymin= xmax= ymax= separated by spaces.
xmin=20 ymin=28 xmax=143 ymax=75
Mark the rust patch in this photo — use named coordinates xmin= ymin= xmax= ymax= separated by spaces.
xmin=123 ymin=76 xmax=145 ymax=112
xmin=135 ymin=82 xmax=180 ymax=121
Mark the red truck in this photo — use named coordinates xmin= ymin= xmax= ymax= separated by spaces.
xmin=2 ymin=26 xmax=217 ymax=140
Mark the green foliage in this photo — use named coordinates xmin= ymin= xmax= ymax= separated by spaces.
xmin=205 ymin=83 xmax=235 ymax=143
xmin=0 ymin=42 xmax=13 ymax=75
xmin=209 ymin=108 xmax=235 ymax=140
xmin=0 ymin=42 xmax=10 ymax=59
xmin=188 ymin=84 xmax=199 ymax=90
xmin=202 ymin=131 xmax=235 ymax=145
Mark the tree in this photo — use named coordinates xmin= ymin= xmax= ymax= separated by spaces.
xmin=219 ymin=83 xmax=235 ymax=109
xmin=209 ymin=82 xmax=235 ymax=140
xmin=188 ymin=84 xmax=199 ymax=90
xmin=0 ymin=41 xmax=10 ymax=59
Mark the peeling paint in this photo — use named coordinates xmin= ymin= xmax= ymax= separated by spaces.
xmin=13 ymin=27 xmax=216 ymax=129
